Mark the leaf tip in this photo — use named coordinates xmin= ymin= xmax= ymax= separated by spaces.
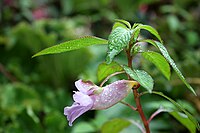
xmin=31 ymin=54 xmax=37 ymax=58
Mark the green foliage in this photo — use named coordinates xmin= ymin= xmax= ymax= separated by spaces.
xmin=32 ymin=36 xmax=108 ymax=58
xmin=170 ymin=111 xmax=196 ymax=133
xmin=101 ymin=118 xmax=131 ymax=133
xmin=106 ymin=27 xmax=132 ymax=63
xmin=0 ymin=18 xmax=93 ymax=132
xmin=97 ymin=62 xmax=123 ymax=82
xmin=141 ymin=39 xmax=196 ymax=95
xmin=138 ymin=39 xmax=196 ymax=95
xmin=72 ymin=122 xmax=96 ymax=133
xmin=123 ymin=66 xmax=154 ymax=93
xmin=154 ymin=41 xmax=196 ymax=95
xmin=137 ymin=24 xmax=163 ymax=43
xmin=149 ymin=91 xmax=200 ymax=131
xmin=141 ymin=51 xmax=171 ymax=80
xmin=115 ymin=19 xmax=132 ymax=29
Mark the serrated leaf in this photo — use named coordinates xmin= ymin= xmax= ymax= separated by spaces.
xmin=139 ymin=24 xmax=163 ymax=43
xmin=115 ymin=19 xmax=131 ymax=29
xmin=97 ymin=62 xmax=123 ymax=82
xmin=151 ymin=91 xmax=200 ymax=131
xmin=32 ymin=36 xmax=108 ymax=58
xmin=170 ymin=111 xmax=196 ymax=133
xmin=106 ymin=27 xmax=132 ymax=64
xmin=142 ymin=51 xmax=171 ymax=80
xmin=139 ymin=39 xmax=196 ymax=95
xmin=154 ymin=41 xmax=196 ymax=95
xmin=123 ymin=66 xmax=154 ymax=93
xmin=101 ymin=118 xmax=131 ymax=133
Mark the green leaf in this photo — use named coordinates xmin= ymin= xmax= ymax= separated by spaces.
xmin=72 ymin=122 xmax=96 ymax=133
xmin=138 ymin=39 xmax=158 ymax=48
xmin=154 ymin=41 xmax=196 ymax=95
xmin=139 ymin=39 xmax=196 ymax=95
xmin=138 ymin=24 xmax=163 ymax=43
xmin=132 ymin=23 xmax=140 ymax=29
xmin=101 ymin=118 xmax=131 ymax=133
xmin=115 ymin=19 xmax=131 ymax=29
xmin=150 ymin=91 xmax=200 ymax=131
xmin=123 ymin=66 xmax=154 ymax=93
xmin=170 ymin=111 xmax=196 ymax=133
xmin=106 ymin=27 xmax=132 ymax=64
xmin=32 ymin=36 xmax=108 ymax=58
xmin=97 ymin=62 xmax=123 ymax=82
xmin=112 ymin=22 xmax=127 ymax=30
xmin=142 ymin=51 xmax=171 ymax=80
xmin=132 ymin=27 xmax=141 ymax=42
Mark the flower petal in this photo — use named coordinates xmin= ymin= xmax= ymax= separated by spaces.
xmin=64 ymin=90 xmax=94 ymax=126
xmin=73 ymin=91 xmax=93 ymax=106
xmin=75 ymin=79 xmax=96 ymax=94
xmin=92 ymin=80 xmax=138 ymax=110
xmin=64 ymin=103 xmax=93 ymax=126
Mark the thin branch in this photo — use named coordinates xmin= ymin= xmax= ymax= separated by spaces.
xmin=148 ymin=107 xmax=167 ymax=123
xmin=100 ymin=71 xmax=125 ymax=87
xmin=120 ymin=101 xmax=137 ymax=111
xmin=129 ymin=120 xmax=145 ymax=133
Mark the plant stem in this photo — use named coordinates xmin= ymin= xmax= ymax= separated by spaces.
xmin=100 ymin=71 xmax=125 ymax=87
xmin=120 ymin=101 xmax=137 ymax=111
xmin=126 ymin=45 xmax=150 ymax=133
xmin=148 ymin=108 xmax=167 ymax=123
xmin=133 ymin=89 xmax=150 ymax=133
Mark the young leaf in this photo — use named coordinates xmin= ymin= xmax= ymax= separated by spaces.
xmin=123 ymin=66 xmax=154 ymax=93
xmin=112 ymin=22 xmax=127 ymax=30
xmin=101 ymin=118 xmax=131 ymax=133
xmin=170 ymin=111 xmax=196 ymax=133
xmin=150 ymin=91 xmax=200 ymax=131
xmin=32 ymin=36 xmax=108 ymax=58
xmin=141 ymin=51 xmax=171 ymax=80
xmin=97 ymin=62 xmax=123 ymax=82
xmin=115 ymin=19 xmax=132 ymax=29
xmin=154 ymin=41 xmax=196 ymax=95
xmin=138 ymin=24 xmax=163 ymax=43
xmin=131 ymin=26 xmax=141 ymax=43
xmin=138 ymin=39 xmax=158 ymax=48
xmin=106 ymin=27 xmax=132 ymax=64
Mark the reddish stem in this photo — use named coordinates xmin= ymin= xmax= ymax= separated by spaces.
xmin=133 ymin=89 xmax=150 ymax=133
xmin=126 ymin=44 xmax=150 ymax=133
xmin=148 ymin=108 xmax=167 ymax=123
xmin=120 ymin=101 xmax=137 ymax=111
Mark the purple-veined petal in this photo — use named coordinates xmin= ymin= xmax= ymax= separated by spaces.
xmin=73 ymin=91 xmax=93 ymax=106
xmin=64 ymin=103 xmax=93 ymax=126
xmin=64 ymin=90 xmax=94 ymax=126
xmin=92 ymin=80 xmax=138 ymax=110
xmin=75 ymin=79 xmax=97 ymax=95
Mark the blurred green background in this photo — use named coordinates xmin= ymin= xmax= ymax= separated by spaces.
xmin=0 ymin=0 xmax=199 ymax=132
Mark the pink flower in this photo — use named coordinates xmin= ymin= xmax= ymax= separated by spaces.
xmin=64 ymin=79 xmax=138 ymax=126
